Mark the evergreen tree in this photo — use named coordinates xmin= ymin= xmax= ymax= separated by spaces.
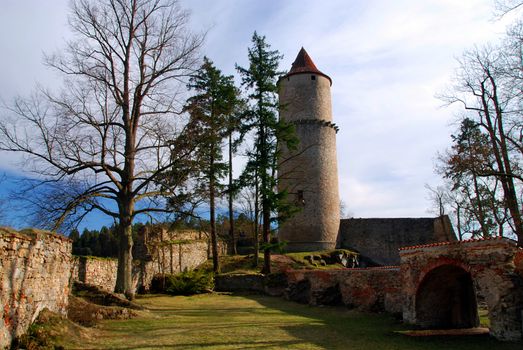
xmin=439 ymin=118 xmax=510 ymax=238
xmin=236 ymin=32 xmax=298 ymax=273
xmin=185 ymin=57 xmax=241 ymax=272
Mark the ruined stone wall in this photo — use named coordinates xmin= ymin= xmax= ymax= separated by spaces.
xmin=144 ymin=238 xmax=209 ymax=276
xmin=400 ymin=238 xmax=523 ymax=341
xmin=284 ymin=267 xmax=402 ymax=314
xmin=213 ymin=267 xmax=402 ymax=314
xmin=72 ymin=229 xmax=215 ymax=292
xmin=338 ymin=216 xmax=456 ymax=266
xmin=0 ymin=228 xmax=72 ymax=349
xmin=515 ymin=249 xmax=523 ymax=278
xmin=72 ymin=256 xmax=118 ymax=292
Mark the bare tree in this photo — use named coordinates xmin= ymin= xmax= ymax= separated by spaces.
xmin=0 ymin=0 xmax=203 ymax=299
xmin=236 ymin=185 xmax=261 ymax=262
xmin=439 ymin=29 xmax=523 ymax=245
xmin=339 ymin=200 xmax=353 ymax=219
xmin=494 ymin=0 xmax=523 ymax=17
xmin=425 ymin=183 xmax=450 ymax=217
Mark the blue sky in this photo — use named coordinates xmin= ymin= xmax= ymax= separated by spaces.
xmin=0 ymin=0 xmax=518 ymax=230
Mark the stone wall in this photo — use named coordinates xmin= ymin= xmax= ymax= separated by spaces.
xmin=0 ymin=228 xmax=72 ymax=349
xmin=214 ymin=267 xmax=402 ymax=314
xmin=72 ymin=256 xmax=118 ymax=292
xmin=214 ymin=273 xmax=266 ymax=293
xmin=338 ymin=216 xmax=456 ymax=266
xmin=516 ymin=249 xmax=523 ymax=277
xmin=400 ymin=237 xmax=523 ymax=341
xmin=141 ymin=235 xmax=209 ymax=275
xmin=284 ymin=268 xmax=402 ymax=313
xmin=72 ymin=229 xmax=216 ymax=292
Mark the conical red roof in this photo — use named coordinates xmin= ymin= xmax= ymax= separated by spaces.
xmin=285 ymin=47 xmax=331 ymax=85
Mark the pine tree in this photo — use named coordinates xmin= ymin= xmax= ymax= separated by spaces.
xmin=185 ymin=57 xmax=241 ymax=272
xmin=236 ymin=32 xmax=298 ymax=273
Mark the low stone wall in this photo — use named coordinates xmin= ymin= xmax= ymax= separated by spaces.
xmin=284 ymin=268 xmax=402 ymax=313
xmin=214 ymin=267 xmax=402 ymax=314
xmin=0 ymin=228 xmax=72 ymax=349
xmin=214 ymin=273 xmax=265 ymax=293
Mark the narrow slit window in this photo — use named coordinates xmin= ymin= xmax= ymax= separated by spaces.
xmin=297 ymin=190 xmax=305 ymax=206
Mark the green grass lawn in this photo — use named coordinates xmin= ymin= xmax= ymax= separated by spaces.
xmin=57 ymin=293 xmax=521 ymax=350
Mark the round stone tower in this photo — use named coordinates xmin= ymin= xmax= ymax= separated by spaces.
xmin=278 ymin=48 xmax=340 ymax=252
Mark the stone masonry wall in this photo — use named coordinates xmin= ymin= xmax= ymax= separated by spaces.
xmin=72 ymin=256 xmax=118 ymax=292
xmin=516 ymin=250 xmax=523 ymax=278
xmin=284 ymin=268 xmax=402 ymax=314
xmin=135 ymin=238 xmax=210 ymax=292
xmin=338 ymin=216 xmax=456 ymax=266
xmin=400 ymin=238 xmax=523 ymax=341
xmin=0 ymin=228 xmax=72 ymax=349
xmin=278 ymin=70 xmax=340 ymax=252
xmin=72 ymin=229 xmax=215 ymax=292
xmin=213 ymin=267 xmax=402 ymax=314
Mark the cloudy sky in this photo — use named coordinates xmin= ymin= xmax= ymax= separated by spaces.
xmin=0 ymin=0 xmax=517 ymax=228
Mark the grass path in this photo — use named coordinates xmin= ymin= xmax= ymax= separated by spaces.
xmin=59 ymin=293 xmax=521 ymax=350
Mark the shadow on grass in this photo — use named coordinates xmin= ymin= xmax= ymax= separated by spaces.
xmin=68 ymin=293 xmax=522 ymax=350
xmin=83 ymin=340 xmax=306 ymax=350
xmin=242 ymin=294 xmax=522 ymax=350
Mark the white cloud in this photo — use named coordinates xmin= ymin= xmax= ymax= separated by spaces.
xmin=0 ymin=0 xmax=517 ymax=225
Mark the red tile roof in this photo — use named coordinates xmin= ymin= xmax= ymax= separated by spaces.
xmin=285 ymin=47 xmax=332 ymax=85
xmin=347 ymin=265 xmax=401 ymax=271
xmin=398 ymin=236 xmax=516 ymax=251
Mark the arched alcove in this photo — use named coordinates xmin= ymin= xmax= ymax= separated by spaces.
xmin=415 ymin=264 xmax=479 ymax=329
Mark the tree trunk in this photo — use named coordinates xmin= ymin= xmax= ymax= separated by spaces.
xmin=210 ymin=151 xmax=220 ymax=273
xmin=259 ymin=124 xmax=271 ymax=274
xmin=480 ymin=82 xmax=523 ymax=244
xmin=471 ymin=173 xmax=490 ymax=237
xmin=253 ymin=170 xmax=259 ymax=267
xmin=456 ymin=204 xmax=463 ymax=241
xmin=262 ymin=202 xmax=271 ymax=274
xmin=115 ymin=214 xmax=134 ymax=300
xmin=228 ymin=132 xmax=237 ymax=254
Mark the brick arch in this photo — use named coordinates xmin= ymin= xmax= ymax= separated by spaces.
xmin=400 ymin=238 xmax=523 ymax=341
xmin=415 ymin=264 xmax=479 ymax=329
xmin=415 ymin=257 xmax=473 ymax=289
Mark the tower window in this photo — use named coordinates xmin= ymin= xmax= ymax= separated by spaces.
xmin=311 ymin=75 xmax=316 ymax=80
xmin=296 ymin=190 xmax=305 ymax=206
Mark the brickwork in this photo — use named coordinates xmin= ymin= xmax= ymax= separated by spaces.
xmin=400 ymin=237 xmax=523 ymax=341
xmin=0 ymin=228 xmax=72 ymax=349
